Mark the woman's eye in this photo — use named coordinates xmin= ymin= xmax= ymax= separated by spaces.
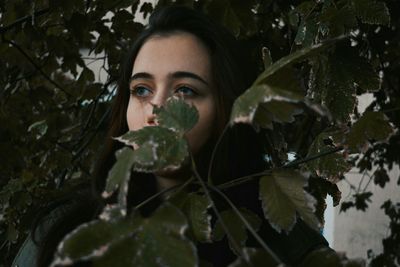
xmin=131 ymin=86 xmax=152 ymax=97
xmin=175 ymin=86 xmax=197 ymax=97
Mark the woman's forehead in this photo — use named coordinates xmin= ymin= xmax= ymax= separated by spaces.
xmin=131 ymin=32 xmax=212 ymax=81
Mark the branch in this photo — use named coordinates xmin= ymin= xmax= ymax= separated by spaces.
xmin=134 ymin=176 xmax=195 ymax=210
xmin=0 ymin=8 xmax=50 ymax=34
xmin=2 ymin=38 xmax=73 ymax=98
xmin=218 ymin=146 xmax=344 ymax=190
xmin=191 ymin=156 xmax=250 ymax=264
xmin=209 ymin=185 xmax=283 ymax=266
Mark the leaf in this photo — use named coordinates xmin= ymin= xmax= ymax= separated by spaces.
xmin=228 ymin=247 xmax=277 ymax=267
xmin=230 ymin=82 xmax=303 ymax=126
xmin=51 ymin=215 xmax=141 ymax=265
xmin=93 ymin=203 xmax=197 ymax=267
xmin=254 ymin=35 xmax=346 ymax=85
xmin=170 ymin=193 xmax=212 ymax=243
xmin=231 ymin=37 xmax=346 ymax=126
xmin=373 ymin=168 xmax=390 ymax=188
xmin=102 ymin=147 xmax=135 ymax=201
xmin=294 ymin=17 xmax=319 ymax=47
xmin=259 ymin=170 xmax=320 ymax=233
xmin=298 ymin=247 xmax=365 ymax=267
xmin=310 ymin=48 xmax=377 ymax=122
xmin=116 ymin=127 xmax=189 ymax=172
xmin=204 ymin=0 xmax=257 ymax=37
xmin=306 ymin=131 xmax=351 ymax=183
xmin=352 ymin=0 xmax=390 ymax=26
xmin=346 ymin=111 xmax=394 ymax=153
xmin=28 ymin=119 xmax=48 ymax=139
xmin=213 ymin=208 xmax=261 ymax=252
xmin=254 ymin=101 xmax=303 ymax=129
xmin=153 ymin=97 xmax=199 ymax=135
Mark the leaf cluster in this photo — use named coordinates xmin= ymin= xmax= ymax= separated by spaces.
xmin=1 ymin=0 xmax=400 ymax=266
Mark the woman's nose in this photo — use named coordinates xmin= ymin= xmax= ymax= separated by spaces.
xmin=146 ymin=89 xmax=169 ymax=126
xmin=151 ymin=90 xmax=169 ymax=107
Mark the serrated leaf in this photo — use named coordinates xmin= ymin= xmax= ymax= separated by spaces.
xmin=259 ymin=170 xmax=320 ymax=233
xmin=346 ymin=111 xmax=394 ymax=153
xmin=254 ymin=35 xmax=346 ymax=85
xmin=102 ymin=147 xmax=135 ymax=200
xmin=306 ymin=132 xmax=351 ymax=183
xmin=352 ymin=0 xmax=390 ymax=26
xmin=254 ymin=101 xmax=303 ymax=129
xmin=320 ymin=5 xmax=358 ymax=37
xmin=230 ymin=83 xmax=303 ymax=126
xmin=177 ymin=193 xmax=212 ymax=243
xmin=228 ymin=247 xmax=277 ymax=267
xmin=311 ymin=49 xmax=376 ymax=122
xmin=116 ymin=127 xmax=189 ymax=172
xmin=204 ymin=0 xmax=257 ymax=37
xmin=231 ymin=37 xmax=346 ymax=126
xmin=294 ymin=17 xmax=319 ymax=47
xmin=51 ymin=215 xmax=141 ymax=266
xmin=213 ymin=208 xmax=261 ymax=253
xmin=93 ymin=203 xmax=197 ymax=267
xmin=153 ymin=97 xmax=199 ymax=134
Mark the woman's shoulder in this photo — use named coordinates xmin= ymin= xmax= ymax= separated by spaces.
xmin=11 ymin=204 xmax=74 ymax=267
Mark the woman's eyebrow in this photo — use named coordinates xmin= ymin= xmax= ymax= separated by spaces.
xmin=130 ymin=72 xmax=153 ymax=82
xmin=170 ymin=71 xmax=209 ymax=86
xmin=130 ymin=71 xmax=209 ymax=86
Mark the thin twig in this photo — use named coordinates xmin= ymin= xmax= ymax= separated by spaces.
xmin=191 ymin=156 xmax=251 ymax=265
xmin=134 ymin=176 xmax=195 ymax=210
xmin=0 ymin=8 xmax=50 ymax=34
xmin=3 ymin=38 xmax=73 ymax=98
xmin=209 ymin=185 xmax=283 ymax=266
xmin=217 ymin=146 xmax=343 ymax=190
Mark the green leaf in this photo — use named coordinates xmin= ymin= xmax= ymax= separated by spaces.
xmin=116 ymin=127 xmax=189 ymax=172
xmin=294 ymin=17 xmax=319 ymax=47
xmin=230 ymin=83 xmax=303 ymax=127
xmin=254 ymin=35 xmax=346 ymax=85
xmin=346 ymin=111 xmax=394 ymax=153
xmin=306 ymin=131 xmax=351 ymax=183
xmin=170 ymin=193 xmax=212 ymax=243
xmin=102 ymin=147 xmax=135 ymax=201
xmin=228 ymin=247 xmax=277 ymax=267
xmin=204 ymin=0 xmax=257 ymax=37
xmin=309 ymin=49 xmax=377 ymax=122
xmin=93 ymin=203 xmax=197 ymax=267
xmin=298 ymin=247 xmax=365 ymax=267
xmin=153 ymin=97 xmax=199 ymax=135
xmin=352 ymin=0 xmax=390 ymax=26
xmin=231 ymin=37 xmax=346 ymax=126
xmin=259 ymin=170 xmax=320 ymax=233
xmin=213 ymin=208 xmax=261 ymax=252
xmin=28 ymin=120 xmax=48 ymax=139
xmin=254 ymin=101 xmax=303 ymax=129
xmin=320 ymin=5 xmax=358 ymax=37
xmin=51 ymin=215 xmax=141 ymax=265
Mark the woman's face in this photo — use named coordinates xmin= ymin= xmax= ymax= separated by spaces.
xmin=126 ymin=32 xmax=217 ymax=155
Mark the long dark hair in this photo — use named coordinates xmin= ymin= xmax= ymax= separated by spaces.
xmin=36 ymin=5 xmax=264 ymax=266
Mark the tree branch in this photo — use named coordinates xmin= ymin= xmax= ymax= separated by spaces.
xmin=2 ymin=38 xmax=73 ymax=98
xmin=218 ymin=146 xmax=343 ymax=190
xmin=191 ymin=155 xmax=250 ymax=264
xmin=209 ymin=185 xmax=283 ymax=266
xmin=0 ymin=8 xmax=50 ymax=34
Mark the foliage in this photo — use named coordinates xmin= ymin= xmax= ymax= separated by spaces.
xmin=1 ymin=0 xmax=399 ymax=266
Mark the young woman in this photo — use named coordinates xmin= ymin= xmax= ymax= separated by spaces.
xmin=13 ymin=5 xmax=330 ymax=267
